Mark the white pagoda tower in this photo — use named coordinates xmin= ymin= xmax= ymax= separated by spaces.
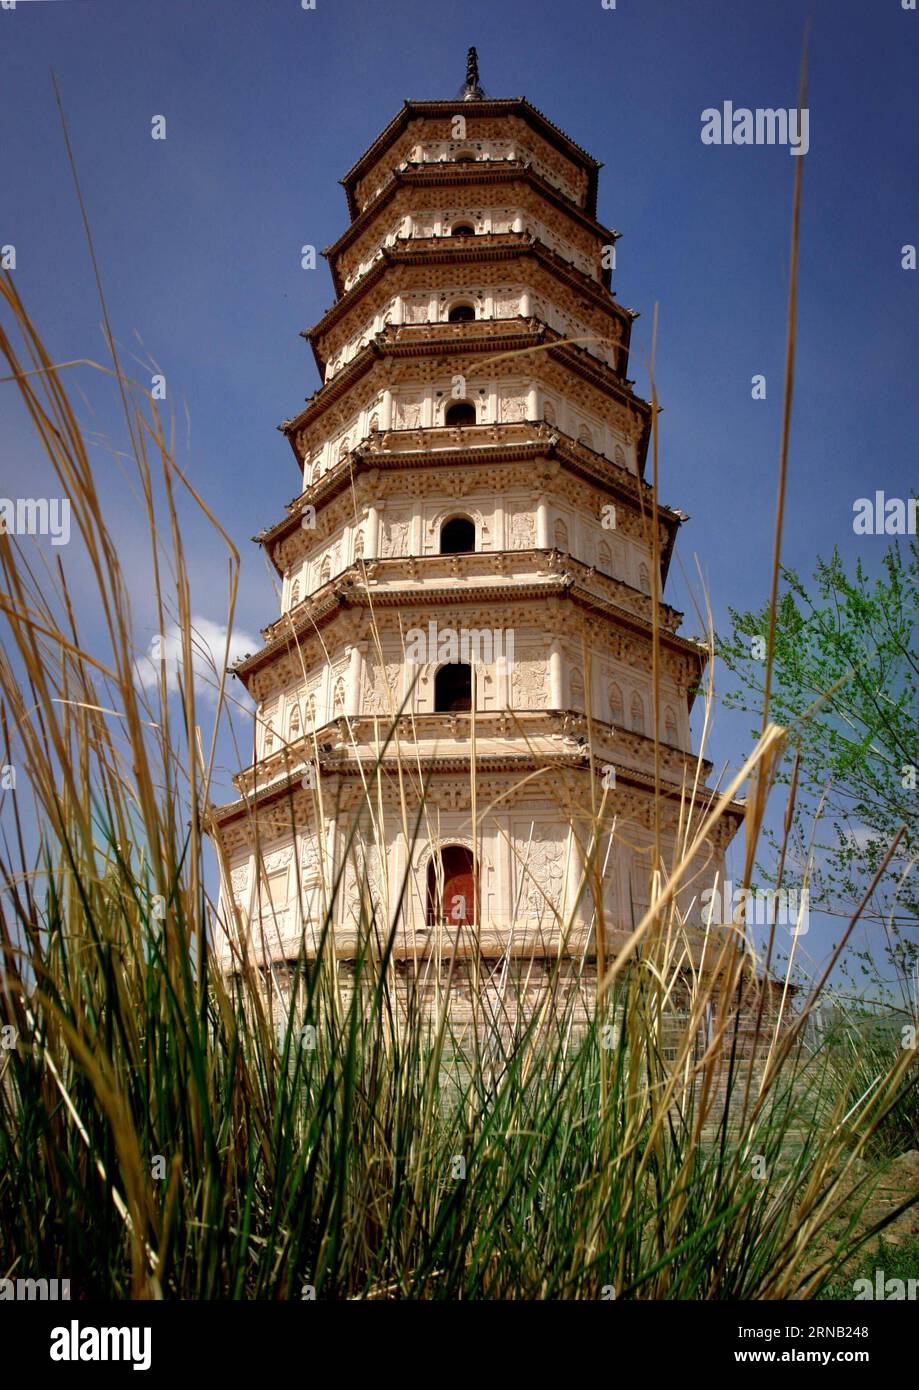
xmin=213 ymin=52 xmax=742 ymax=1019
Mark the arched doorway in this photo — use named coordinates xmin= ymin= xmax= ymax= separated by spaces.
xmin=448 ymin=302 xmax=475 ymax=323
xmin=440 ymin=515 xmax=476 ymax=554
xmin=427 ymin=845 xmax=477 ymax=926
xmin=434 ymin=662 xmax=472 ymax=712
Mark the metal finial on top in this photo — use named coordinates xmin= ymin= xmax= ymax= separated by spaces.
xmin=458 ymin=46 xmax=485 ymax=101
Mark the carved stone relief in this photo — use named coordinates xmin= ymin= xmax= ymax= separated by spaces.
xmin=511 ymin=656 xmax=550 ymax=709
xmin=381 ymin=516 xmax=410 ymax=556
xmin=518 ymin=826 xmax=566 ymax=920
xmin=363 ymin=660 xmax=401 ymax=715
xmin=507 ymin=508 xmax=535 ymax=549
xmin=499 ymin=393 xmax=527 ymax=423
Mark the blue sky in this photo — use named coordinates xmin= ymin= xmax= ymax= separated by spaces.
xmin=2 ymin=0 xmax=916 ymax=983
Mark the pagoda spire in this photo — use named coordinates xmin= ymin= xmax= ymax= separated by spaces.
xmin=458 ymin=46 xmax=485 ymax=101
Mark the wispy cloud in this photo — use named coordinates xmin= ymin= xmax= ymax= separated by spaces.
xmin=135 ymin=615 xmax=257 ymax=703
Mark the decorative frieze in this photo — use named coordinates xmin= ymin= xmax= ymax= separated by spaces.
xmin=335 ymin=178 xmax=604 ymax=292
xmin=349 ymin=112 xmax=592 ymax=214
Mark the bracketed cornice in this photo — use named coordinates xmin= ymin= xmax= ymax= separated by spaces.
xmin=257 ymin=423 xmax=681 ymax=579
xmin=280 ymin=321 xmax=650 ymax=451
xmin=324 ymin=164 xmax=617 ymax=297
xmin=339 ymin=99 xmax=602 ymax=220
xmin=303 ymin=234 xmax=635 ymax=379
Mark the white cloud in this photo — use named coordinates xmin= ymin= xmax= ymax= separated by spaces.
xmin=839 ymin=825 xmax=882 ymax=854
xmin=135 ymin=615 xmax=258 ymax=702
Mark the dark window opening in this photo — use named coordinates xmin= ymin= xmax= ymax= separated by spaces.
xmin=444 ymin=400 xmax=476 ymax=427
xmin=448 ymin=303 xmax=475 ymax=323
xmin=434 ymin=662 xmax=472 ymax=712
xmin=440 ymin=516 xmax=476 ymax=554
xmin=451 ymin=223 xmax=475 ymax=235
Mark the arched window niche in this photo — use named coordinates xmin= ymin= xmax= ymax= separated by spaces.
xmin=444 ymin=400 xmax=477 ymax=427
xmin=440 ymin=515 xmax=476 ymax=554
xmin=434 ymin=662 xmax=472 ymax=712
xmin=426 ymin=844 xmax=478 ymax=926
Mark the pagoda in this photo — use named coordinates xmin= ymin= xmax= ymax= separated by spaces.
xmin=213 ymin=52 xmax=742 ymax=1021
